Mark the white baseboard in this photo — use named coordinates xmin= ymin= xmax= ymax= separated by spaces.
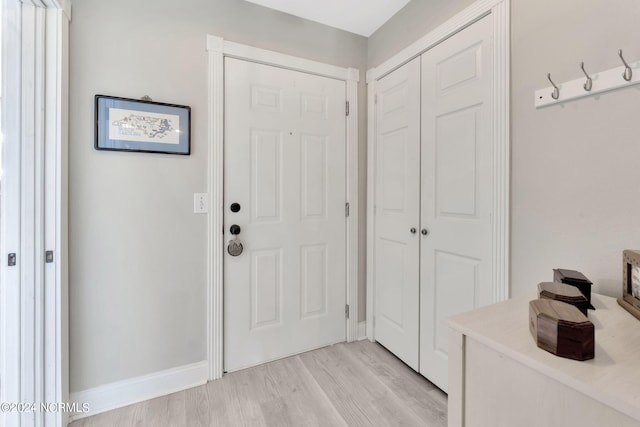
xmin=69 ymin=360 xmax=208 ymax=422
xmin=357 ymin=321 xmax=367 ymax=341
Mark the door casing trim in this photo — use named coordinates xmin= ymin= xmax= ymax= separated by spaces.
xmin=366 ymin=0 xmax=510 ymax=344
xmin=206 ymin=36 xmax=360 ymax=380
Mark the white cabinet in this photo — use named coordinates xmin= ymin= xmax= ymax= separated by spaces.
xmin=449 ymin=294 xmax=640 ymax=427
xmin=372 ymin=14 xmax=495 ymax=392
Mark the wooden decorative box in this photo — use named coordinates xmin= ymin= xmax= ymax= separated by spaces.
xmin=538 ymin=282 xmax=590 ymax=316
xmin=529 ymin=299 xmax=594 ymax=361
xmin=553 ymin=268 xmax=595 ymax=310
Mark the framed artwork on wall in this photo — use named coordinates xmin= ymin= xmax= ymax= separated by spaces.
xmin=95 ymin=95 xmax=191 ymax=155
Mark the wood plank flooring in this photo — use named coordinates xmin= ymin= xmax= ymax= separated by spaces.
xmin=70 ymin=340 xmax=447 ymax=427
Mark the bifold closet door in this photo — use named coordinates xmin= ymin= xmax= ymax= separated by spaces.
xmin=373 ymin=57 xmax=421 ymax=371
xmin=419 ymin=14 xmax=494 ymax=392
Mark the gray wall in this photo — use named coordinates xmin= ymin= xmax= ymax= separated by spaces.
xmin=370 ymin=0 xmax=640 ymax=299
xmin=367 ymin=0 xmax=475 ymax=68
xmin=71 ymin=0 xmax=640 ymax=394
xmin=69 ymin=0 xmax=367 ymax=392
xmin=510 ymin=0 xmax=640 ymax=297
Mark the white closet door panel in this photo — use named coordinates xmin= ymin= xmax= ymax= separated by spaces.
xmin=374 ymin=57 xmax=421 ymax=371
xmin=420 ymin=14 xmax=494 ymax=392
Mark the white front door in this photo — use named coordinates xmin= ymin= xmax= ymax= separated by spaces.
xmin=373 ymin=57 xmax=421 ymax=371
xmin=419 ymin=14 xmax=494 ymax=391
xmin=223 ymin=57 xmax=347 ymax=372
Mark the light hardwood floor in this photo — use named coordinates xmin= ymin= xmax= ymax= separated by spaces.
xmin=70 ymin=341 xmax=447 ymax=427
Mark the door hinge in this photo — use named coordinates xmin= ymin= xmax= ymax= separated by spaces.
xmin=346 ymin=101 xmax=350 ymax=116
xmin=345 ymin=304 xmax=350 ymax=319
xmin=45 ymin=251 xmax=54 ymax=264
xmin=8 ymin=253 xmax=16 ymax=267
xmin=374 ymin=94 xmax=378 ymax=104
xmin=345 ymin=202 xmax=350 ymax=217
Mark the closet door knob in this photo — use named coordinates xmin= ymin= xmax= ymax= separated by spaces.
xmin=421 ymin=228 xmax=429 ymax=236
xmin=410 ymin=228 xmax=417 ymax=234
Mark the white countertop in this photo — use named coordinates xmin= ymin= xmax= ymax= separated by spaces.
xmin=449 ymin=293 xmax=640 ymax=421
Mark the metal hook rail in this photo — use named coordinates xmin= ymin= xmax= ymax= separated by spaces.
xmin=536 ymin=49 xmax=640 ymax=108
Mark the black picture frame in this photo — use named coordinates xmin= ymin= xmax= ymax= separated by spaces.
xmin=95 ymin=95 xmax=191 ymax=155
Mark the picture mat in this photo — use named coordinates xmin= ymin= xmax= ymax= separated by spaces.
xmin=108 ymin=107 xmax=181 ymax=145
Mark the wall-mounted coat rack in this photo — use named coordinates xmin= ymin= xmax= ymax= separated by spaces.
xmin=535 ymin=50 xmax=640 ymax=108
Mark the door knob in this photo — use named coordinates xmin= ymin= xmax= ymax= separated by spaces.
xmin=410 ymin=227 xmax=417 ymax=234
xmin=227 ymin=238 xmax=243 ymax=256
xmin=421 ymin=228 xmax=429 ymax=236
xmin=230 ymin=203 xmax=241 ymax=213
xmin=228 ymin=225 xmax=243 ymax=256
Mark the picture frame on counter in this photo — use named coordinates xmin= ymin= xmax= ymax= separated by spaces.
xmin=618 ymin=249 xmax=640 ymax=321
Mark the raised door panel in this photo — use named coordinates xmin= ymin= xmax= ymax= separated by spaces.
xmin=251 ymin=85 xmax=284 ymax=113
xmin=376 ymin=238 xmax=407 ymax=329
xmin=380 ymin=129 xmax=408 ymax=213
xmin=435 ymin=107 xmax=479 ymax=218
xmin=251 ymin=249 xmax=282 ymax=329
xmin=300 ymin=134 xmax=327 ymax=220
xmin=300 ymin=244 xmax=328 ymax=319
xmin=251 ymin=129 xmax=283 ymax=222
xmin=432 ymin=251 xmax=479 ymax=357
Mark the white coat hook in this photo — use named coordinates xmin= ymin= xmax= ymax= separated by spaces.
xmin=580 ymin=62 xmax=593 ymax=92
xmin=618 ymin=49 xmax=632 ymax=81
xmin=547 ymin=73 xmax=560 ymax=99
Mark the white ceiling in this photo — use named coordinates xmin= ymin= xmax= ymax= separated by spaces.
xmin=244 ymin=0 xmax=411 ymax=37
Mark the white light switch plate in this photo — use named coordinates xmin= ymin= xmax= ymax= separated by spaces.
xmin=193 ymin=193 xmax=208 ymax=214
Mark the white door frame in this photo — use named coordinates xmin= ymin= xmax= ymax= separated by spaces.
xmin=366 ymin=0 xmax=510 ymax=341
xmin=1 ymin=0 xmax=70 ymax=426
xmin=206 ymin=35 xmax=359 ymax=380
